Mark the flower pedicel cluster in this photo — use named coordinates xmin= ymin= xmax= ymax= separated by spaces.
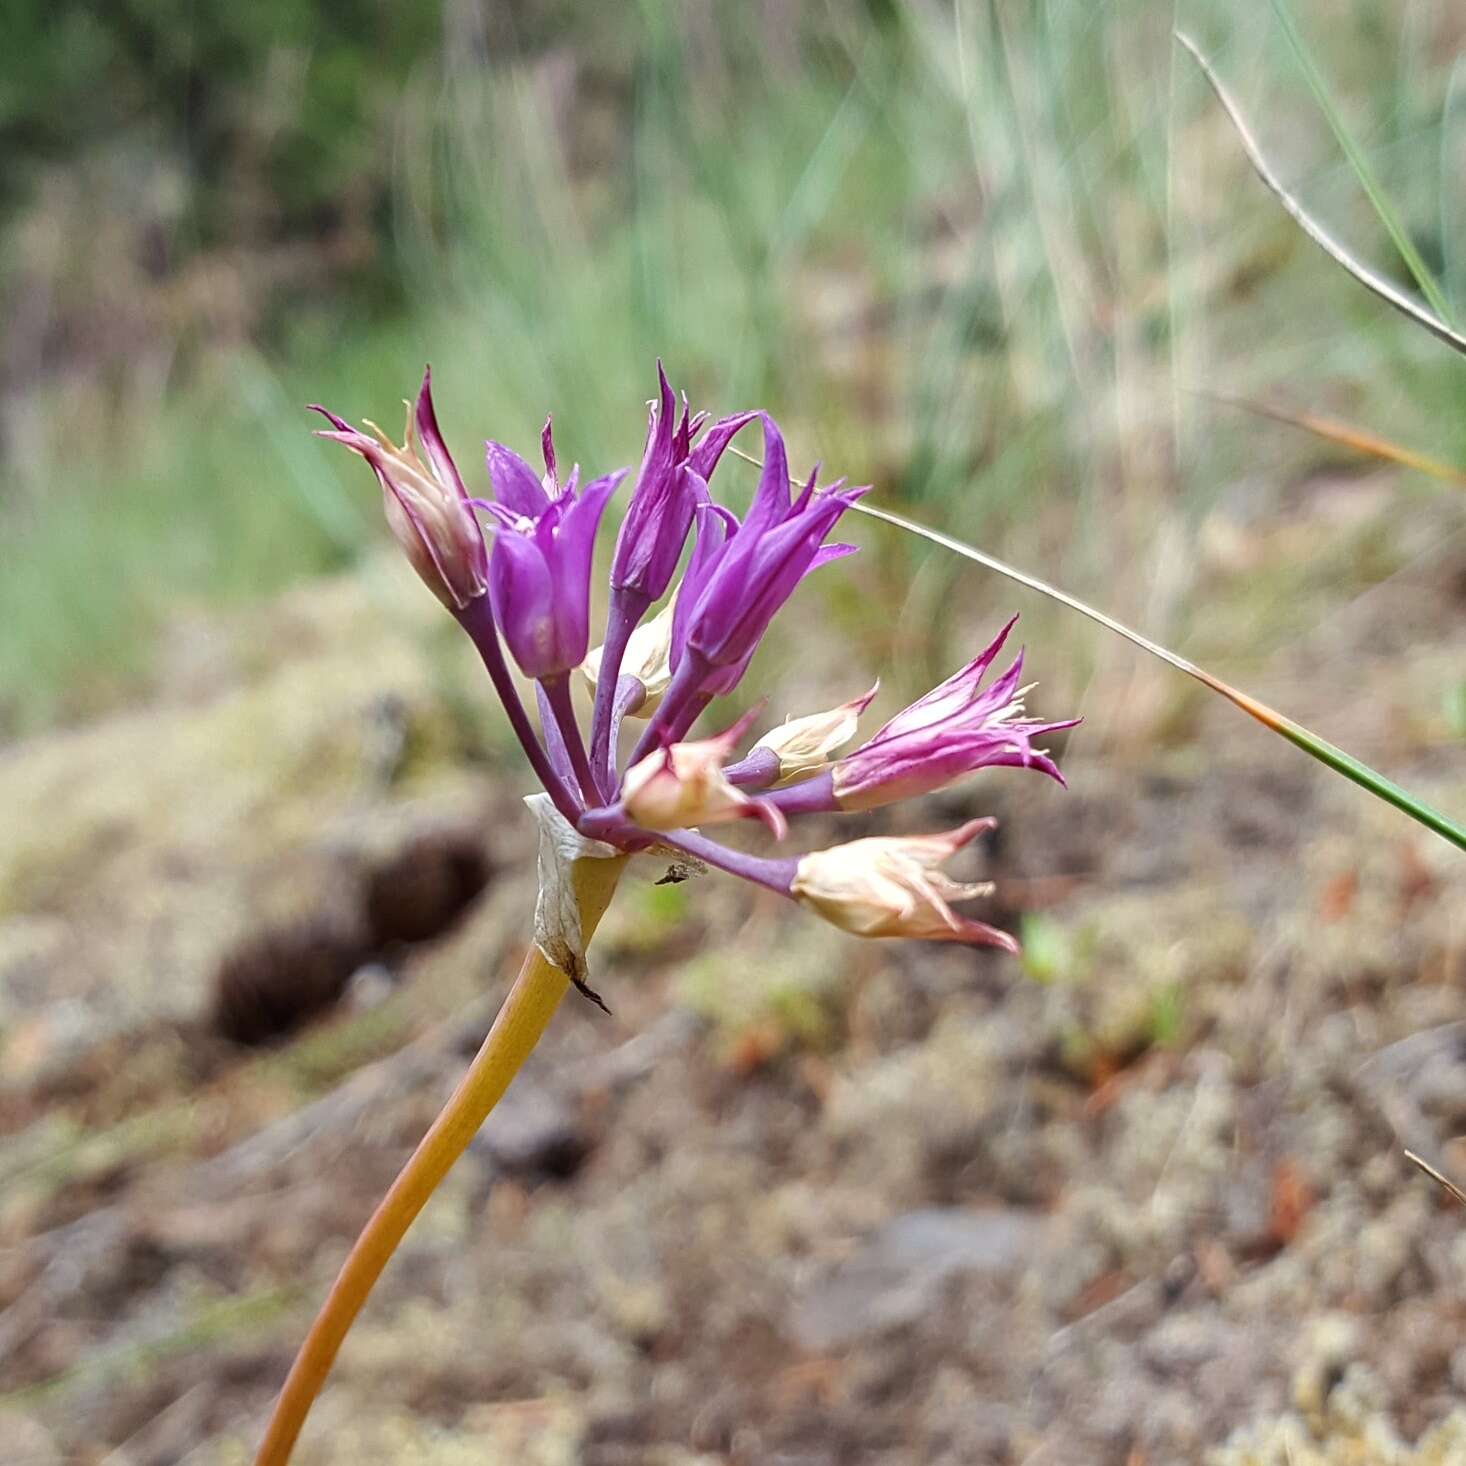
xmin=314 ymin=366 xmax=1076 ymax=969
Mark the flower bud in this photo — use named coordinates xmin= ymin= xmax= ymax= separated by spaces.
xmin=312 ymin=370 xmax=487 ymax=610
xmin=581 ymin=595 xmax=677 ymax=718
xmin=751 ymin=683 xmax=879 ymax=782
xmin=791 ymin=819 xmax=1016 ymax=950
xmin=621 ymin=711 xmax=787 ymax=837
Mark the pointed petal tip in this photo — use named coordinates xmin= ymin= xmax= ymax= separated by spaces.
xmin=307 ymin=403 xmax=353 ymax=432
xmin=751 ymin=797 xmax=789 ymax=841
xmin=711 ymin=699 xmax=768 ymax=748
xmin=951 ymin=816 xmax=999 ymax=846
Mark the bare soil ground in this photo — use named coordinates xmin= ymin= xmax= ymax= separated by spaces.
xmin=1 ymin=488 xmax=1464 ymax=1465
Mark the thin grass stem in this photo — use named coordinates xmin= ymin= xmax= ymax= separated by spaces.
xmin=729 ymin=445 xmax=1466 ymax=853
xmin=1405 ymin=1149 xmax=1466 ymax=1207
xmin=1197 ymin=390 xmax=1466 ymax=489
xmin=1176 ymin=32 xmax=1466 ymax=359
xmin=1269 ymin=0 xmax=1456 ymax=325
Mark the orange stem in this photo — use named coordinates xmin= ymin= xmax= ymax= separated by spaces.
xmin=253 ymin=855 xmax=625 ymax=1466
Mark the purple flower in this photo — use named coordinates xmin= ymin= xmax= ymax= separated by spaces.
xmin=481 ymin=428 xmax=625 ymax=680
xmin=830 ymin=617 xmax=1078 ymax=811
xmin=314 ymin=364 xmax=1077 ymax=960
xmin=610 ymin=363 xmax=702 ymax=602
xmin=670 ymin=414 xmax=864 ymax=698
xmin=310 ymin=369 xmax=486 ymax=609
xmin=737 ymin=618 xmax=1076 ymax=821
xmin=588 ymin=372 xmax=755 ymax=786
xmin=832 ymin=612 xmax=1084 ymax=809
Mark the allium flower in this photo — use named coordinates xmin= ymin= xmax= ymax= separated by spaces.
xmin=764 ymin=618 xmax=1078 ymax=818
xmin=790 ymin=819 xmax=1017 ymax=952
xmin=281 ymin=364 xmax=1080 ymax=1466
xmin=310 ymin=370 xmax=486 ymax=609
xmin=317 ymin=365 xmax=1075 ymax=957
xmin=609 ymin=364 xmax=705 ymax=602
xmin=588 ymin=368 xmax=756 ymax=781
xmin=481 ymin=428 xmax=625 ymax=680
xmin=664 ymin=415 xmax=865 ymax=707
xmin=620 ymin=709 xmax=786 ymax=837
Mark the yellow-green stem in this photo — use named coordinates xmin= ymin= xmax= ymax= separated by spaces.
xmin=253 ymin=855 xmax=626 ymax=1466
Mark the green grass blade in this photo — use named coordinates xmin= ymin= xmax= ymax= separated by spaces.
xmin=1269 ymin=0 xmax=1455 ymax=326
xmin=846 ymin=496 xmax=1466 ymax=854
xmin=1257 ymin=704 xmax=1465 ymax=851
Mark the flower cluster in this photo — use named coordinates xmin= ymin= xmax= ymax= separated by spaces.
xmin=315 ymin=367 xmax=1076 ymax=957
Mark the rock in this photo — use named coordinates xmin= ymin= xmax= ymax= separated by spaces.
xmin=790 ymin=1207 xmax=1039 ymax=1352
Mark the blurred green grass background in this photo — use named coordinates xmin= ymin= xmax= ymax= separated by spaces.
xmin=1 ymin=0 xmax=1463 ymax=738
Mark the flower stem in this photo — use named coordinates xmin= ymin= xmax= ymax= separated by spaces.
xmin=541 ymin=673 xmax=603 ymax=808
xmin=252 ymin=855 xmax=626 ymax=1466
xmin=455 ymin=598 xmax=583 ymax=823
xmin=628 ymin=656 xmax=712 ymax=767
xmin=652 ymin=826 xmax=799 ymax=895
xmin=589 ymin=592 xmax=646 ymax=792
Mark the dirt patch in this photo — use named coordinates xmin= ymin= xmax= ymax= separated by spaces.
xmin=0 ymin=550 xmax=1463 ymax=1464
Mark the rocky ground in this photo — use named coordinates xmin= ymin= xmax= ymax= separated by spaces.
xmin=1 ymin=489 xmax=1464 ymax=1465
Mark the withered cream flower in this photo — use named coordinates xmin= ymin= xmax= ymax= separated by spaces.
xmin=620 ymin=710 xmax=786 ymax=838
xmin=748 ymin=683 xmax=878 ymax=782
xmin=581 ymin=593 xmax=678 ymax=719
xmin=791 ymin=819 xmax=1016 ymax=951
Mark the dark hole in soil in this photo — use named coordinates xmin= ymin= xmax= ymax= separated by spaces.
xmin=211 ymin=919 xmax=367 ymax=1047
xmin=211 ymin=828 xmax=492 ymax=1046
xmin=365 ymin=833 xmax=489 ymax=947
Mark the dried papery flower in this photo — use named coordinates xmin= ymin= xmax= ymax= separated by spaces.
xmin=790 ymin=819 xmax=1016 ymax=951
xmin=581 ymin=593 xmax=677 ymax=718
xmin=620 ymin=709 xmax=787 ymax=838
xmin=743 ymin=683 xmax=879 ymax=784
